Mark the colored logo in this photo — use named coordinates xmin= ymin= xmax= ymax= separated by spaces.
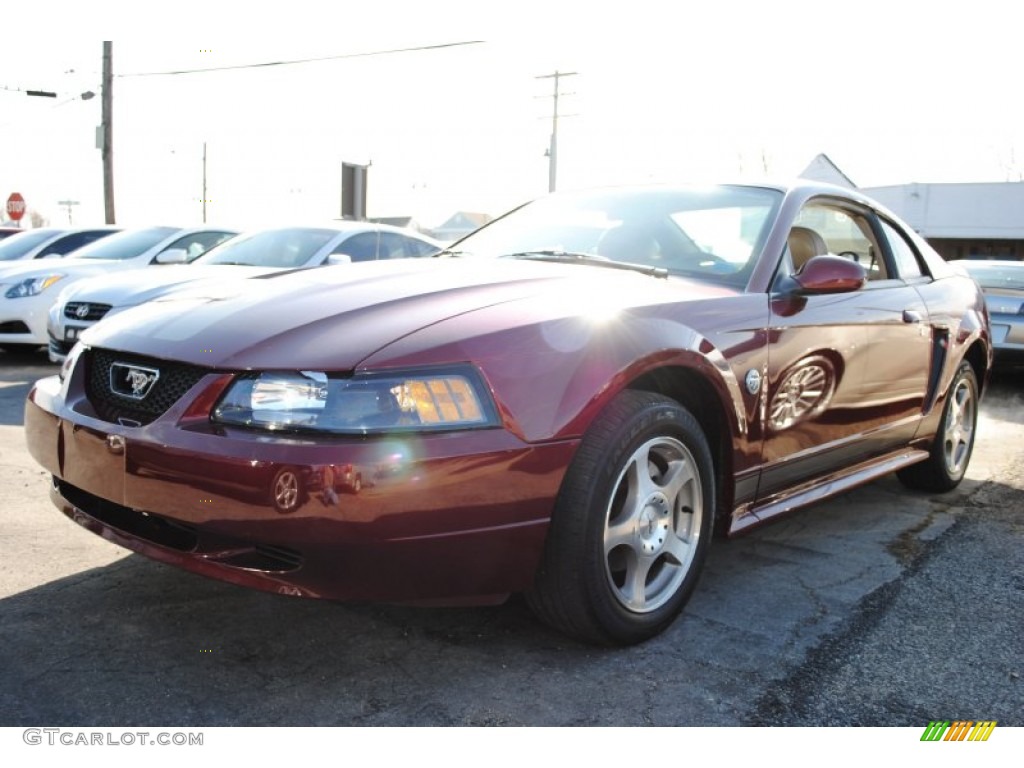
xmin=920 ymin=720 xmax=996 ymax=742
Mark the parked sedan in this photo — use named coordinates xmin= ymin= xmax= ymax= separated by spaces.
xmin=0 ymin=226 xmax=235 ymax=354
xmin=46 ymin=223 xmax=442 ymax=362
xmin=0 ymin=226 xmax=121 ymax=263
xmin=24 ymin=182 xmax=991 ymax=645
xmin=950 ymin=260 xmax=1024 ymax=366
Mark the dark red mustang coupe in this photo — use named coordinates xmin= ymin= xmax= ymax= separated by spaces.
xmin=25 ymin=182 xmax=992 ymax=645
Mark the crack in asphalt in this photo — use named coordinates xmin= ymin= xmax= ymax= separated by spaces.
xmin=745 ymin=473 xmax=1023 ymax=726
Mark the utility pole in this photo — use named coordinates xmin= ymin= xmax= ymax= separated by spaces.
xmin=536 ymin=70 xmax=577 ymax=193
xmin=101 ymin=41 xmax=115 ymax=224
xmin=202 ymin=141 xmax=208 ymax=223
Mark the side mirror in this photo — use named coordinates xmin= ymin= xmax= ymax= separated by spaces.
xmin=155 ymin=247 xmax=188 ymax=264
xmin=794 ymin=255 xmax=866 ymax=294
xmin=325 ymin=253 xmax=352 ymax=265
xmin=41 ymin=252 xmax=63 ymax=259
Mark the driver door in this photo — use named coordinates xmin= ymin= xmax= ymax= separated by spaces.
xmin=756 ymin=202 xmax=932 ymax=500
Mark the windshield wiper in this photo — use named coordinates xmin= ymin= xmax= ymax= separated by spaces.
xmin=502 ymin=250 xmax=668 ymax=278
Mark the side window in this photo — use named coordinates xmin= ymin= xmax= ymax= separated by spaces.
xmin=879 ymin=219 xmax=924 ymax=279
xmin=332 ymin=232 xmax=378 ymax=262
xmin=160 ymin=231 xmax=235 ymax=262
xmin=404 ymin=237 xmax=439 ymax=257
xmin=378 ymin=232 xmax=409 ymax=259
xmin=793 ymin=203 xmax=887 ymax=280
xmin=37 ymin=230 xmax=109 ymax=257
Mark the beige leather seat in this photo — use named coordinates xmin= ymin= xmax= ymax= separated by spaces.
xmin=788 ymin=226 xmax=827 ymax=272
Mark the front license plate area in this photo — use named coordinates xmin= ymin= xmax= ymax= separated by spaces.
xmin=64 ymin=326 xmax=85 ymax=342
xmin=60 ymin=422 xmax=126 ymax=505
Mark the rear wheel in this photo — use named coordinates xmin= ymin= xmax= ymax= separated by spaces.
xmin=526 ymin=390 xmax=714 ymax=645
xmin=898 ymin=361 xmax=978 ymax=492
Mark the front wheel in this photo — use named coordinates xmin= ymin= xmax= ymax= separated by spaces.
xmin=526 ymin=390 xmax=714 ymax=645
xmin=898 ymin=361 xmax=979 ymax=492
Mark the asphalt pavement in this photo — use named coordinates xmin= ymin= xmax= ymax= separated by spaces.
xmin=0 ymin=350 xmax=1020 ymax=727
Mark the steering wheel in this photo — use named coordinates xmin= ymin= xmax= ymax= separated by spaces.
xmin=836 ymin=250 xmax=861 ymax=263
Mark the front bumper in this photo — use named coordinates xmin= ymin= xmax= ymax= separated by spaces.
xmin=990 ymin=315 xmax=1024 ymax=366
xmin=26 ymin=369 xmax=577 ymax=604
xmin=0 ymin=292 xmax=52 ymax=346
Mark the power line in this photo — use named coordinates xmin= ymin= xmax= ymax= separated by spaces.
xmin=117 ymin=40 xmax=485 ymax=77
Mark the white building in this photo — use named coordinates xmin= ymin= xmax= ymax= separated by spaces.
xmin=860 ymin=182 xmax=1024 ymax=261
xmin=800 ymin=154 xmax=1024 ymax=262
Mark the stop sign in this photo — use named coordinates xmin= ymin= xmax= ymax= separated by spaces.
xmin=6 ymin=193 xmax=26 ymax=222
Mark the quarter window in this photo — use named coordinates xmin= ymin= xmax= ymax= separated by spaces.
xmin=879 ymin=220 xmax=924 ymax=279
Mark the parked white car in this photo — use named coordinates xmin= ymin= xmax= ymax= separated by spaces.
xmin=46 ymin=222 xmax=442 ymax=362
xmin=0 ymin=226 xmax=122 ymax=263
xmin=0 ymin=226 xmax=236 ymax=356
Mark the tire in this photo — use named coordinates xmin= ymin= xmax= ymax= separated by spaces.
xmin=0 ymin=344 xmax=40 ymax=357
xmin=898 ymin=361 xmax=979 ymax=492
xmin=526 ymin=390 xmax=715 ymax=646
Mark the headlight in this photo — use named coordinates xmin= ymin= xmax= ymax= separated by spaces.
xmin=211 ymin=368 xmax=498 ymax=434
xmin=5 ymin=275 xmax=63 ymax=299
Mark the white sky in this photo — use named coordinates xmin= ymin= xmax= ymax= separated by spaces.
xmin=2 ymin=0 xmax=1022 ymax=230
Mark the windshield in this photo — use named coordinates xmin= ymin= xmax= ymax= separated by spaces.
xmin=448 ymin=185 xmax=782 ymax=286
xmin=961 ymin=262 xmax=1024 ymax=292
xmin=0 ymin=229 xmax=64 ymax=261
xmin=194 ymin=227 xmax=339 ymax=268
xmin=72 ymin=226 xmax=181 ymax=260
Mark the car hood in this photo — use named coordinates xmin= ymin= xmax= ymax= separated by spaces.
xmin=85 ymin=258 xmax=735 ymax=370
xmin=60 ymin=264 xmax=280 ymax=307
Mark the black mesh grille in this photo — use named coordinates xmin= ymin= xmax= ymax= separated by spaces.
xmin=64 ymin=302 xmax=112 ymax=321
xmin=86 ymin=348 xmax=210 ymax=425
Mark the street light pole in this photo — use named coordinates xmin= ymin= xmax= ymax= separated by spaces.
xmin=101 ymin=41 xmax=116 ymax=224
xmin=202 ymin=141 xmax=208 ymax=223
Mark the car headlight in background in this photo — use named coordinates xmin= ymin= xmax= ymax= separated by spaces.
xmin=5 ymin=275 xmax=64 ymax=299
xmin=211 ymin=368 xmax=498 ymax=434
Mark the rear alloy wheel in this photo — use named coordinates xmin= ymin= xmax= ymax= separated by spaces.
xmin=898 ymin=361 xmax=979 ymax=492
xmin=526 ymin=390 xmax=714 ymax=645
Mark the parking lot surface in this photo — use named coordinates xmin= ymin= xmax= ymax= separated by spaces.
xmin=0 ymin=351 xmax=1020 ymax=726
